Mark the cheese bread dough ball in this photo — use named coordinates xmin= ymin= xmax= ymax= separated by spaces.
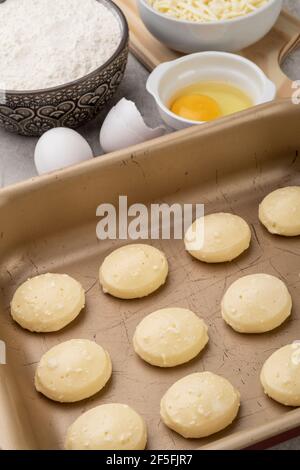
xmin=260 ymin=343 xmax=300 ymax=406
xmin=259 ymin=186 xmax=300 ymax=236
xmin=222 ymin=274 xmax=292 ymax=333
xmin=160 ymin=372 xmax=240 ymax=438
xmin=99 ymin=244 xmax=168 ymax=299
xmin=10 ymin=273 xmax=85 ymax=333
xmin=65 ymin=404 xmax=147 ymax=450
xmin=133 ymin=308 xmax=209 ymax=367
xmin=35 ymin=339 xmax=112 ymax=403
xmin=185 ymin=213 xmax=251 ymax=263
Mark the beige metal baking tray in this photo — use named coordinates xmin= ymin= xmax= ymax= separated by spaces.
xmin=0 ymin=99 xmax=299 ymax=450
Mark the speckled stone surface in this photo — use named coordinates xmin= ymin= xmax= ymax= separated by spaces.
xmin=0 ymin=0 xmax=300 ymax=450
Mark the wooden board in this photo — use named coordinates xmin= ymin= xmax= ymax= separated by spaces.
xmin=114 ymin=1 xmax=300 ymax=98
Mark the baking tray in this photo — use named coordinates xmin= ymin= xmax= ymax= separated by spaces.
xmin=114 ymin=1 xmax=300 ymax=98
xmin=0 ymin=99 xmax=300 ymax=450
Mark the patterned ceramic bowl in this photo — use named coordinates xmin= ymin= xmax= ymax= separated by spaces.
xmin=0 ymin=0 xmax=129 ymax=137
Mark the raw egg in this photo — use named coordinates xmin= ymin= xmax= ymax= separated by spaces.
xmin=170 ymin=81 xmax=252 ymax=122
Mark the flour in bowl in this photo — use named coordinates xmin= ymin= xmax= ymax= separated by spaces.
xmin=0 ymin=0 xmax=122 ymax=90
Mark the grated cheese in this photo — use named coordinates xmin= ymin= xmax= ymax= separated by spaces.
xmin=148 ymin=0 xmax=269 ymax=22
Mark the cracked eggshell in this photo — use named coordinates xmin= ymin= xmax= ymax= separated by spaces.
xmin=99 ymin=98 xmax=165 ymax=153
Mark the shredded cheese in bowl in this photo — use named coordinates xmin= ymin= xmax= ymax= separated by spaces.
xmin=147 ymin=0 xmax=269 ymax=22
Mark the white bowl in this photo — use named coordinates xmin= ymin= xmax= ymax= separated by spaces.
xmin=146 ymin=51 xmax=277 ymax=130
xmin=137 ymin=0 xmax=283 ymax=53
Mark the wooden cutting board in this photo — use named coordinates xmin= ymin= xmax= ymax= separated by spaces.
xmin=114 ymin=0 xmax=300 ymax=98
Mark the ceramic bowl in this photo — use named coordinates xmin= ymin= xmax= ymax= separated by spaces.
xmin=0 ymin=0 xmax=129 ymax=137
xmin=146 ymin=51 xmax=277 ymax=130
xmin=137 ymin=0 xmax=283 ymax=53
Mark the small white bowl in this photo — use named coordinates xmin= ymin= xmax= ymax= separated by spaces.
xmin=137 ymin=0 xmax=282 ymax=53
xmin=146 ymin=52 xmax=277 ymax=130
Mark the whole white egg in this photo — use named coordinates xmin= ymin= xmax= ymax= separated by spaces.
xmin=34 ymin=128 xmax=94 ymax=175
xmin=100 ymin=98 xmax=165 ymax=153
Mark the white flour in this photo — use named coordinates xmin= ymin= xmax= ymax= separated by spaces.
xmin=0 ymin=0 xmax=122 ymax=90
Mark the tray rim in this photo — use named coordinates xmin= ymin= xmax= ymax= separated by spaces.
xmin=0 ymin=98 xmax=296 ymax=198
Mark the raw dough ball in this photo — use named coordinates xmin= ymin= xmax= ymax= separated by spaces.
xmin=133 ymin=308 xmax=209 ymax=367
xmin=185 ymin=213 xmax=251 ymax=263
xmin=35 ymin=339 xmax=112 ymax=403
xmin=260 ymin=343 xmax=300 ymax=406
xmin=10 ymin=273 xmax=85 ymax=333
xmin=259 ymin=186 xmax=300 ymax=236
xmin=65 ymin=404 xmax=147 ymax=450
xmin=222 ymin=273 xmax=292 ymax=333
xmin=99 ymin=244 xmax=168 ymax=299
xmin=160 ymin=372 xmax=240 ymax=438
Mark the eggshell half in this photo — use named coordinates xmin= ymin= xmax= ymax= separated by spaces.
xmin=99 ymin=98 xmax=165 ymax=153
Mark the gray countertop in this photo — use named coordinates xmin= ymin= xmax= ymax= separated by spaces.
xmin=1 ymin=0 xmax=300 ymax=451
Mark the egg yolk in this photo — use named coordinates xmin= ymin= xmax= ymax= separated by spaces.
xmin=171 ymin=94 xmax=222 ymax=122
